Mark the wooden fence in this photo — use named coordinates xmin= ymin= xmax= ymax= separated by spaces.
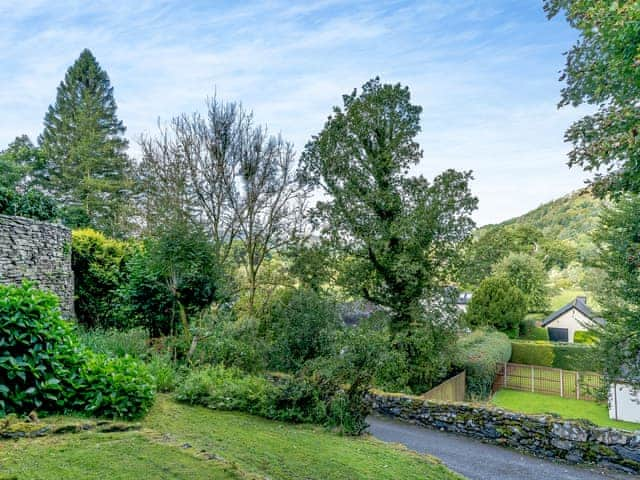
xmin=492 ymin=362 xmax=603 ymax=401
xmin=423 ymin=371 xmax=466 ymax=402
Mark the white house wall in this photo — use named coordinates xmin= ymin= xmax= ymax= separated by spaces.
xmin=546 ymin=308 xmax=594 ymax=343
xmin=609 ymin=383 xmax=640 ymax=423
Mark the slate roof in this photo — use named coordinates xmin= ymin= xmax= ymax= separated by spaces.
xmin=541 ymin=297 xmax=606 ymax=327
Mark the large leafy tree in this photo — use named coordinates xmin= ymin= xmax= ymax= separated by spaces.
xmin=545 ymin=0 xmax=640 ymax=196
xmin=301 ymin=78 xmax=477 ymax=391
xmin=592 ymin=195 xmax=640 ymax=387
xmin=466 ymin=276 xmax=527 ymax=338
xmin=493 ymin=253 xmax=550 ymax=312
xmin=39 ymin=49 xmax=134 ymax=236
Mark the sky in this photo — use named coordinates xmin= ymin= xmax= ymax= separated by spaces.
xmin=0 ymin=0 xmax=589 ymax=226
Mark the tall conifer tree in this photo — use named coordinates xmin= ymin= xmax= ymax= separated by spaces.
xmin=39 ymin=49 xmax=133 ymax=236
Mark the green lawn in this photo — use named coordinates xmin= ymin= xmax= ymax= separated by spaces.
xmin=0 ymin=395 xmax=462 ymax=480
xmin=491 ymin=389 xmax=640 ymax=431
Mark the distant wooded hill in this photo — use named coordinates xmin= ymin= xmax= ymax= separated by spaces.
xmin=492 ymin=188 xmax=604 ymax=242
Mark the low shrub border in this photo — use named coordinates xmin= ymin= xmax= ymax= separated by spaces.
xmin=510 ymin=340 xmax=598 ymax=372
xmin=369 ymin=391 xmax=640 ymax=474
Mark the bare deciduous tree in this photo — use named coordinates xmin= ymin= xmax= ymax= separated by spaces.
xmin=139 ymin=96 xmax=310 ymax=312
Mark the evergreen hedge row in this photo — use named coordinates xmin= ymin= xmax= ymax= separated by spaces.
xmin=510 ymin=340 xmax=598 ymax=372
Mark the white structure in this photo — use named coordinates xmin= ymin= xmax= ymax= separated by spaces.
xmin=541 ymin=296 xmax=604 ymax=343
xmin=609 ymin=383 xmax=640 ymax=423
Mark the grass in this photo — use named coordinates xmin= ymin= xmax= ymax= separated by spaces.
xmin=491 ymin=389 xmax=640 ymax=431
xmin=0 ymin=395 xmax=462 ymax=480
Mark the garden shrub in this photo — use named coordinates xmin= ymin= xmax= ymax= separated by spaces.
xmin=466 ymin=277 xmax=526 ymax=338
xmin=192 ymin=316 xmax=267 ymax=373
xmin=146 ymin=355 xmax=179 ymax=393
xmin=72 ymin=229 xmax=130 ymax=328
xmin=518 ymin=319 xmax=549 ymax=341
xmin=78 ymin=327 xmax=149 ymax=358
xmin=453 ymin=330 xmax=512 ymax=399
xmin=551 ymin=343 xmax=598 ymax=371
xmin=263 ymin=288 xmax=342 ymax=372
xmin=574 ymin=330 xmax=598 ymax=344
xmin=0 ymin=283 xmax=154 ymax=419
xmin=78 ymin=353 xmax=155 ymax=419
xmin=0 ymin=283 xmax=86 ymax=415
xmin=510 ymin=341 xmax=555 ymax=367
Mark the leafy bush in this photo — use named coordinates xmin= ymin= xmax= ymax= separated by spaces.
xmin=510 ymin=341 xmax=555 ymax=367
xmin=72 ymin=229 xmax=130 ymax=328
xmin=120 ymin=220 xmax=230 ymax=336
xmin=466 ymin=277 xmax=526 ymax=337
xmin=574 ymin=330 xmax=598 ymax=344
xmin=493 ymin=253 xmax=550 ymax=312
xmin=0 ymin=283 xmax=86 ymax=414
xmin=78 ymin=327 xmax=149 ymax=358
xmin=551 ymin=343 xmax=598 ymax=371
xmin=191 ymin=316 xmax=267 ymax=373
xmin=263 ymin=288 xmax=342 ymax=372
xmin=518 ymin=319 xmax=549 ymax=341
xmin=0 ymin=283 xmax=154 ymax=419
xmin=78 ymin=354 xmax=155 ymax=419
xmin=509 ymin=340 xmax=598 ymax=372
xmin=176 ymin=365 xmax=278 ymax=416
xmin=454 ymin=330 xmax=512 ymax=399
xmin=146 ymin=355 xmax=179 ymax=393
xmin=0 ymin=187 xmax=58 ymax=221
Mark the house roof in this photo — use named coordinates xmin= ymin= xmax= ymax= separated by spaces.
xmin=541 ymin=297 xmax=605 ymax=327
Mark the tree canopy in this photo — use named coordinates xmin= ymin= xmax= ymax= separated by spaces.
xmin=545 ymin=0 xmax=640 ymax=196
xmin=39 ymin=49 xmax=134 ymax=235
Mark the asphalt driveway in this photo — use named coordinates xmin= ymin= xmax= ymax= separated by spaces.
xmin=367 ymin=415 xmax=633 ymax=480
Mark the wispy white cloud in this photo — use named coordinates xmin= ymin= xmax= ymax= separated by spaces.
xmin=0 ymin=0 xmax=585 ymax=225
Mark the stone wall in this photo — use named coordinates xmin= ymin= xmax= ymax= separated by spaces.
xmin=370 ymin=391 xmax=640 ymax=474
xmin=0 ymin=214 xmax=74 ymax=317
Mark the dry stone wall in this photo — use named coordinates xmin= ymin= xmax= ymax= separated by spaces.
xmin=0 ymin=214 xmax=73 ymax=317
xmin=370 ymin=391 xmax=640 ymax=474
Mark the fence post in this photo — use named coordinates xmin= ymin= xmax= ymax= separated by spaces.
xmin=531 ymin=365 xmax=535 ymax=393
xmin=560 ymin=369 xmax=564 ymax=398
xmin=576 ymin=371 xmax=580 ymax=400
xmin=504 ymin=363 xmax=507 ymax=388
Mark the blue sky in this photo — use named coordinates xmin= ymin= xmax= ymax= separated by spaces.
xmin=0 ymin=0 xmax=588 ymax=225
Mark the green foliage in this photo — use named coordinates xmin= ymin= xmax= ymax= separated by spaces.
xmin=146 ymin=355 xmax=179 ymax=393
xmin=466 ymin=277 xmax=526 ymax=337
xmin=72 ymin=228 xmax=130 ymax=328
xmin=301 ymin=78 xmax=476 ymax=391
xmin=454 ymin=330 xmax=512 ymax=399
xmin=591 ymin=195 xmax=640 ymax=386
xmin=3 ymin=189 xmax=59 ymax=221
xmin=510 ymin=341 xmax=555 ymax=367
xmin=573 ymin=330 xmax=598 ymax=344
xmin=77 ymin=327 xmax=149 ymax=358
xmin=263 ymin=288 xmax=341 ymax=372
xmin=518 ymin=319 xmax=549 ymax=341
xmin=493 ymin=253 xmax=550 ymax=312
xmin=190 ymin=316 xmax=267 ymax=374
xmin=285 ymin=243 xmax=335 ymax=292
xmin=78 ymin=353 xmax=155 ymax=419
xmin=0 ymin=283 xmax=154 ymax=419
xmin=120 ymin=219 xmax=230 ymax=336
xmin=551 ymin=343 xmax=598 ymax=371
xmin=38 ymin=49 xmax=134 ymax=236
xmin=0 ymin=282 xmax=86 ymax=415
xmin=545 ymin=1 xmax=640 ymax=196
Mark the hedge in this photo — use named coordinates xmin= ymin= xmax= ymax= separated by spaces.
xmin=510 ymin=340 xmax=599 ymax=372
xmin=518 ymin=319 xmax=549 ymax=341
xmin=454 ymin=330 xmax=512 ymax=400
xmin=574 ymin=331 xmax=598 ymax=344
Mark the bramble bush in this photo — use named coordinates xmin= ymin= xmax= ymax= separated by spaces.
xmin=454 ymin=330 xmax=512 ymax=399
xmin=0 ymin=283 xmax=154 ymax=419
